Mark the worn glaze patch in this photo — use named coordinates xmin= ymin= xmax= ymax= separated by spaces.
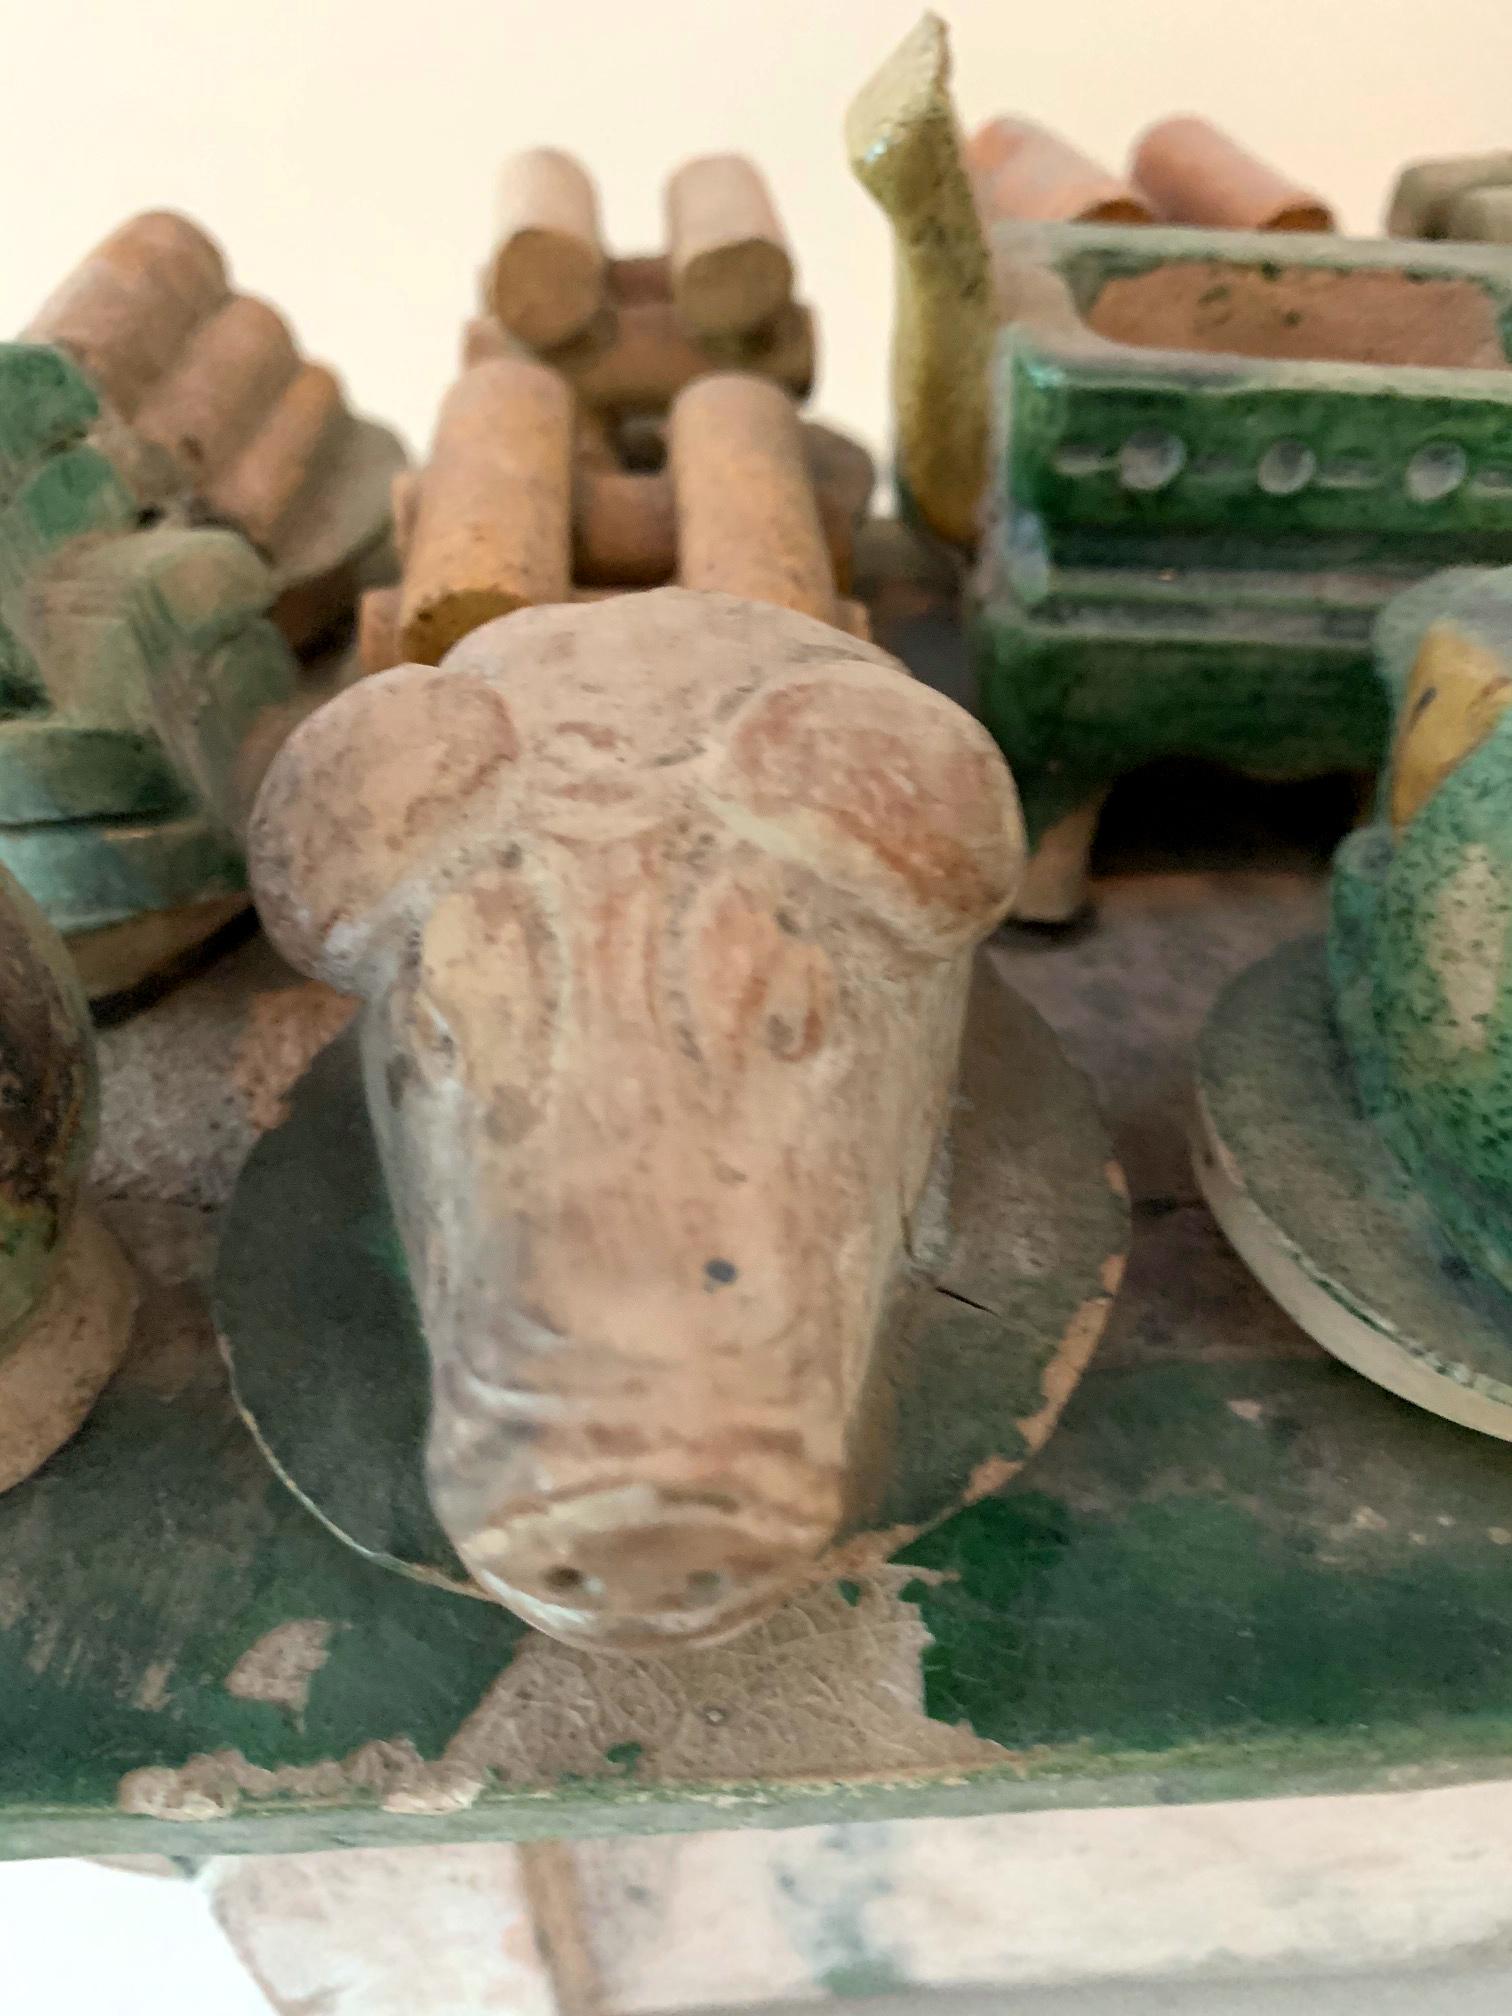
xmin=117 ymin=1571 xmax=1008 ymax=1824
xmin=225 ymin=1619 xmax=336 ymax=1721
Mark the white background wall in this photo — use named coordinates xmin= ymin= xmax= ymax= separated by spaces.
xmin=4 ymin=0 xmax=1509 ymax=462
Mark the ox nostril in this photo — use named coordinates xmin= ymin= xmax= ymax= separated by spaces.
xmin=541 ymin=1562 xmax=728 ymax=1612
xmin=461 ymin=1496 xmax=804 ymax=1634
xmin=544 ymin=1565 xmax=603 ymax=1603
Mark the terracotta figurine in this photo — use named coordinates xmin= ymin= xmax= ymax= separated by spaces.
xmin=246 ymin=588 xmax=1027 ymax=1646
xmin=220 ymin=338 xmax=1127 ymax=1652
xmin=353 ymin=141 xmax=871 ymax=678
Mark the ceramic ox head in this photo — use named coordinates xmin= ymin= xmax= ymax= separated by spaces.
xmin=248 ymin=588 xmax=1023 ymax=1649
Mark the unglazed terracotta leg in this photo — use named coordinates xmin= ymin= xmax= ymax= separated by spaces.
xmin=1013 ymin=796 xmax=1106 ymax=924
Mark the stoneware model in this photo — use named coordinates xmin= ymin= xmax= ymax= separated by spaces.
xmin=1195 ymin=565 xmax=1512 ymax=1436
xmin=1 ymin=216 xmax=403 ymax=995
xmin=849 ymin=17 xmax=1512 ymax=920
xmin=0 ymin=863 xmax=136 ymax=1492
xmin=218 ymin=588 xmax=1128 ymax=1652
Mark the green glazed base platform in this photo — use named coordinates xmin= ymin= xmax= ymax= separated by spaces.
xmin=1195 ymin=936 xmax=1512 ymax=1438
xmin=215 ymin=958 xmax=1129 ymax=1599
xmin=11 ymin=551 xmax=1512 ymax=1861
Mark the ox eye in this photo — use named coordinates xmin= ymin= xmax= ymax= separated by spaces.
xmin=762 ymin=929 xmax=832 ymax=1062
xmin=686 ymin=886 xmax=837 ymax=1072
xmin=765 ymin=997 xmax=825 ymax=1060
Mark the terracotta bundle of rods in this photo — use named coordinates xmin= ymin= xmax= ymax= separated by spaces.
xmin=358 ymin=363 xmax=874 ymax=672
xmin=467 ymin=148 xmax=815 ymax=417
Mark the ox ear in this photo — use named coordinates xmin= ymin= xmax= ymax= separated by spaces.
xmin=248 ymin=662 xmax=520 ymax=991
xmin=715 ymin=659 xmax=1025 ymax=954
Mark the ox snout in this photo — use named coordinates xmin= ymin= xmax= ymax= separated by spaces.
xmin=451 ymin=1483 xmax=822 ymax=1650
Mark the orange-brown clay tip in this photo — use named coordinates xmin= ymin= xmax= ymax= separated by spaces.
xmin=666 ymin=154 xmax=794 ymax=340
xmin=485 ymin=148 xmax=608 ymax=351
xmin=968 ymin=117 xmax=1152 ymax=225
xmin=1132 ymin=116 xmax=1335 ymax=233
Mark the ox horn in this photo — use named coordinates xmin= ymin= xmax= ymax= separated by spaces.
xmin=247 ymin=662 xmax=520 ymax=990
xmin=713 ymin=660 xmax=1025 ymax=953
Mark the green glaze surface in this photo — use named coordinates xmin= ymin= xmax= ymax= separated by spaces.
xmin=901 ymin=1398 xmax=1512 ymax=1757
xmin=972 ymin=226 xmax=1512 ymax=845
xmin=1330 ymin=566 xmax=1512 ymax=1298
xmin=10 ymin=879 xmax=1512 ymax=1858
xmin=1198 ymin=935 xmax=1512 ymax=1417
xmin=14 ymin=1126 xmax=1512 ymax=1857
xmin=0 ymin=342 xmax=305 ymax=947
xmin=0 ymin=816 xmax=245 ymax=938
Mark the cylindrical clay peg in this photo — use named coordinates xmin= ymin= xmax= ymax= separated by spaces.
xmin=572 ymin=422 xmax=869 ymax=591
xmin=555 ymin=299 xmax=815 ymax=413
xmin=132 ymin=295 xmax=300 ymax=480
xmin=205 ymin=362 xmax=343 ymax=551
xmin=665 ymin=154 xmax=794 ymax=338
xmin=23 ymin=211 xmax=229 ymax=419
xmin=464 ymin=302 xmax=821 ymax=418
xmin=399 ymin=358 xmax=573 ymax=664
xmin=968 ymin=119 xmax=1152 ymax=225
xmin=573 ymin=470 xmax=679 ymax=587
xmin=485 ymin=149 xmax=608 ymax=351
xmin=608 ymin=254 xmax=671 ymax=304
xmin=670 ymin=373 xmax=835 ymax=623
xmin=1132 ymin=117 xmax=1335 ymax=232
xmin=802 ymin=421 xmax=875 ymax=527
